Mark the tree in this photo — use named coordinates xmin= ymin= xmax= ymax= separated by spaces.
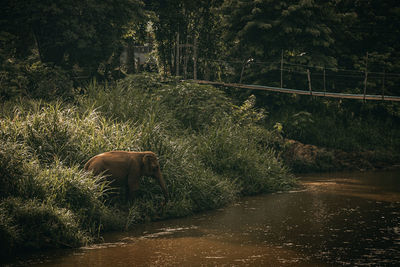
xmin=334 ymin=0 xmax=400 ymax=96
xmin=146 ymin=0 xmax=224 ymax=79
xmin=1 ymin=0 xmax=145 ymax=76
xmin=221 ymin=0 xmax=339 ymax=85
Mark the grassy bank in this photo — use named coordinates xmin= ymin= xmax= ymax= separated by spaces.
xmin=221 ymin=89 xmax=400 ymax=173
xmin=272 ymin=96 xmax=400 ymax=172
xmin=0 ymin=74 xmax=294 ymax=258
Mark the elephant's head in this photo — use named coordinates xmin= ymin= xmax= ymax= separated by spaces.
xmin=142 ymin=152 xmax=169 ymax=201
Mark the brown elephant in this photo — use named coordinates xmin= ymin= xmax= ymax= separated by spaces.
xmin=84 ymin=151 xmax=169 ymax=201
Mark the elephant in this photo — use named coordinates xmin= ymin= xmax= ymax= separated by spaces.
xmin=84 ymin=151 xmax=169 ymax=202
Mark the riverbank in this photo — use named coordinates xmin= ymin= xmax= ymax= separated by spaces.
xmin=0 ymin=74 xmax=295 ymax=260
xmin=282 ymin=139 xmax=400 ymax=173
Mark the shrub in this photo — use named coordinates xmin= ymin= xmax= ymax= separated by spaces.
xmin=0 ymin=59 xmax=73 ymax=101
xmin=157 ymin=81 xmax=232 ymax=131
xmin=0 ymin=128 xmax=125 ymax=254
xmin=196 ymin=120 xmax=294 ymax=195
xmin=0 ymin=198 xmax=88 ymax=251
xmin=0 ymin=141 xmax=43 ymax=200
xmin=27 ymin=62 xmax=73 ymax=100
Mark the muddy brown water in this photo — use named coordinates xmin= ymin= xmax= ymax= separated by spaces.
xmin=7 ymin=170 xmax=400 ymax=266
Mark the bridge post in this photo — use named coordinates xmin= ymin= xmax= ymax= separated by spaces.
xmin=363 ymin=52 xmax=369 ymax=102
xmin=307 ymin=69 xmax=312 ymax=96
xmin=280 ymin=50 xmax=284 ymax=88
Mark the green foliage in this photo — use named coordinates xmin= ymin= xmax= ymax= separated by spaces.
xmin=0 ymin=74 xmax=293 ymax=256
xmin=0 ymin=60 xmax=28 ymax=100
xmin=0 ymin=204 xmax=20 ymax=257
xmin=1 ymin=0 xmax=145 ymax=75
xmin=284 ymin=111 xmax=314 ymax=141
xmin=0 ymin=197 xmax=90 ymax=259
xmin=232 ymin=94 xmax=267 ymax=125
xmin=26 ymin=62 xmax=73 ymax=99
xmin=221 ymin=0 xmax=338 ymax=69
xmin=149 ymin=0 xmax=225 ymax=79
xmin=196 ymin=120 xmax=293 ymax=195
xmin=0 ymin=141 xmax=40 ymax=200
xmin=273 ymin=97 xmax=400 ymax=153
xmin=0 ymin=108 xmax=128 ymax=256
xmin=0 ymin=58 xmax=73 ymax=101
xmin=156 ymin=82 xmax=232 ymax=130
xmin=0 ymin=142 xmax=96 ymax=255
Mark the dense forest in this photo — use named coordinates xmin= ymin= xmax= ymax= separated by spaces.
xmin=1 ymin=0 xmax=399 ymax=258
xmin=2 ymin=0 xmax=400 ymax=94
xmin=2 ymin=0 xmax=400 ymax=151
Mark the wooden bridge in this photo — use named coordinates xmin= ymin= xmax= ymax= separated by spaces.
xmin=193 ymin=80 xmax=400 ymax=102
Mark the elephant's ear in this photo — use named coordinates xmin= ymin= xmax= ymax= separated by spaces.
xmin=142 ymin=153 xmax=156 ymax=165
xmin=143 ymin=153 xmax=159 ymax=168
xmin=142 ymin=154 xmax=150 ymax=165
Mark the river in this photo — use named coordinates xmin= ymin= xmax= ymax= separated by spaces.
xmin=7 ymin=170 xmax=400 ymax=266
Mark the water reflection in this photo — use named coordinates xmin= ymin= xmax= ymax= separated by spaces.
xmin=9 ymin=170 xmax=400 ymax=266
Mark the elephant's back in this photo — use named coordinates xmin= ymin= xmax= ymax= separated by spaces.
xmin=87 ymin=151 xmax=131 ymax=177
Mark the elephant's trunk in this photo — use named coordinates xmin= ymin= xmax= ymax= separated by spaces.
xmin=156 ymin=171 xmax=169 ymax=201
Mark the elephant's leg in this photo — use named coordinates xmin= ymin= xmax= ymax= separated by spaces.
xmin=127 ymin=174 xmax=140 ymax=200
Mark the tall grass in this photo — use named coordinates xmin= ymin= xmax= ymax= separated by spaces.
xmin=0 ymin=73 xmax=294 ymax=257
xmin=195 ymin=120 xmax=293 ymax=195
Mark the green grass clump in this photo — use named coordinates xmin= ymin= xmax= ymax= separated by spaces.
xmin=196 ymin=121 xmax=293 ymax=195
xmin=0 ymin=139 xmax=124 ymax=258
xmin=1 ymin=197 xmax=87 ymax=250
xmin=0 ymin=73 xmax=294 ymax=257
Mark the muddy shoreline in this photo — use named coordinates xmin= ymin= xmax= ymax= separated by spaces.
xmin=282 ymin=139 xmax=400 ymax=173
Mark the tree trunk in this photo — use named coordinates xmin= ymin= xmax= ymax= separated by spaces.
xmin=193 ymin=35 xmax=198 ymax=80
xmin=176 ymin=32 xmax=180 ymax=76
xmin=127 ymin=42 xmax=136 ymax=74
